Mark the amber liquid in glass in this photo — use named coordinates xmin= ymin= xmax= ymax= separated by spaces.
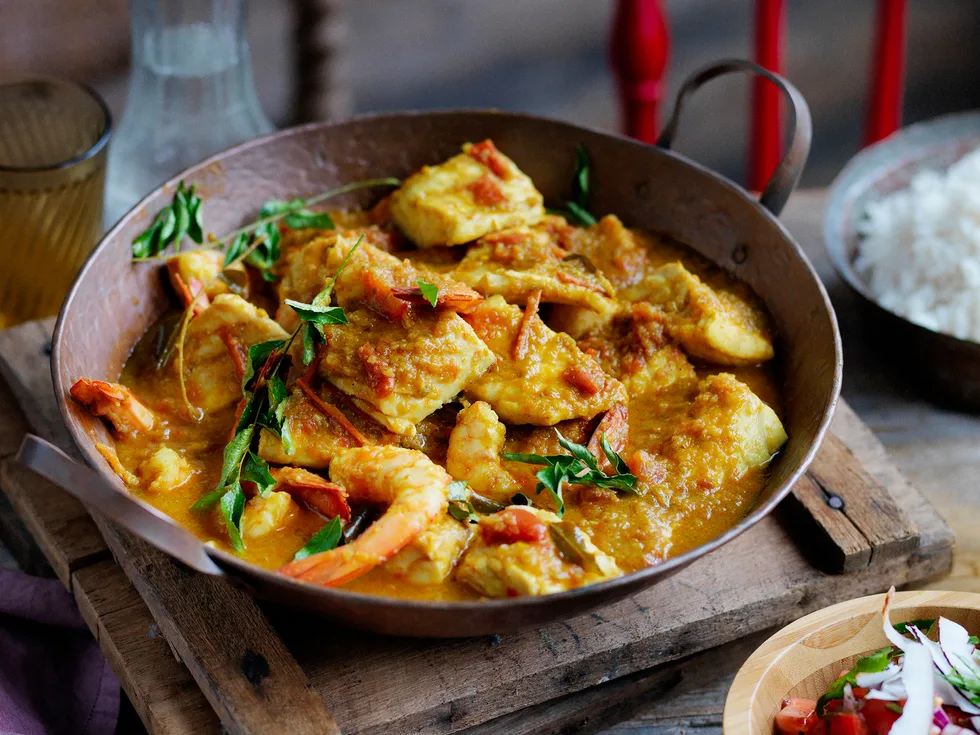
xmin=0 ymin=78 xmax=111 ymax=328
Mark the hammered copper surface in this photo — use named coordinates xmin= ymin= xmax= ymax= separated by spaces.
xmin=51 ymin=70 xmax=841 ymax=636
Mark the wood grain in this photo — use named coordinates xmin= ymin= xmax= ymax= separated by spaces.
xmin=786 ymin=473 xmax=872 ymax=572
xmin=72 ymin=560 xmax=220 ymax=735
xmin=723 ymin=590 xmax=980 ymax=735
xmin=807 ymin=433 xmax=919 ymax=563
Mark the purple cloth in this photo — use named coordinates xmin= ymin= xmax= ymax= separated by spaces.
xmin=0 ymin=568 xmax=119 ymax=735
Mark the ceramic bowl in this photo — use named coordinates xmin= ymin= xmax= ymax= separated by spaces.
xmin=824 ymin=111 xmax=980 ymax=410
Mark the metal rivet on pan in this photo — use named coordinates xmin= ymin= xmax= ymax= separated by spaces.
xmin=731 ymin=244 xmax=748 ymax=265
xmin=241 ymin=650 xmax=271 ymax=685
xmin=827 ymin=494 xmax=845 ymax=510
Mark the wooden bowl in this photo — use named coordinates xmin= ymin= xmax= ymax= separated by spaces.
xmin=724 ymin=589 xmax=980 ymax=734
xmin=824 ymin=111 xmax=980 ymax=410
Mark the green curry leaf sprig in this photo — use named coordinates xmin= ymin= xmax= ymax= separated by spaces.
xmin=503 ymin=432 xmax=636 ymax=517
xmin=222 ymin=198 xmax=337 ymax=282
xmin=193 ymin=236 xmax=364 ymax=551
xmin=131 ymin=177 xmax=400 ymax=276
xmin=546 ymin=145 xmax=597 ymax=227
xmin=132 ymin=181 xmax=204 ymax=259
xmin=294 ymin=517 xmax=343 ymax=561
xmin=815 ymin=647 xmax=896 ymax=716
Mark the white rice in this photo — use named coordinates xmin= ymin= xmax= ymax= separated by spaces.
xmin=855 ymin=147 xmax=980 ymax=342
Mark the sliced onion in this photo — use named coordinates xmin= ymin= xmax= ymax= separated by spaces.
xmin=942 ymin=724 xmax=972 ymax=735
xmin=857 ymin=663 xmax=903 ymax=688
xmin=882 ymin=588 xmax=912 ymax=651
xmin=842 ymin=683 xmax=859 ymax=713
xmin=970 ymin=716 xmax=980 ymax=731
xmin=890 ymin=644 xmax=937 ymax=735
xmin=935 ymin=617 xmax=980 ymax=715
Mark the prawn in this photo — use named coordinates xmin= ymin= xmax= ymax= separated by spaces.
xmin=278 ymin=446 xmax=451 ymax=586
xmin=445 ymin=401 xmax=522 ymax=503
xmin=70 ymin=379 xmax=154 ymax=435
xmin=272 ymin=467 xmax=351 ymax=521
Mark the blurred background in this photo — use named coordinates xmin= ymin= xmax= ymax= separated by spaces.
xmin=3 ymin=0 xmax=980 ymax=187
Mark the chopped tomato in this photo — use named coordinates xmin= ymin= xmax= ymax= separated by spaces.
xmin=481 ymin=508 xmax=548 ymax=544
xmin=829 ymin=713 xmax=869 ymax=735
xmin=775 ymin=697 xmax=820 ymax=735
xmin=860 ymin=699 xmax=901 ymax=735
xmin=467 ymin=175 xmax=507 ymax=206
xmin=466 ymin=139 xmax=511 ymax=179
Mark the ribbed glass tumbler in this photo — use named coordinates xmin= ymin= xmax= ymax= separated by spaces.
xmin=0 ymin=77 xmax=111 ymax=328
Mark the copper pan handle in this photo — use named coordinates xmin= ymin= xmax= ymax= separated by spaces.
xmin=656 ymin=58 xmax=812 ymax=217
xmin=16 ymin=434 xmax=225 ymax=577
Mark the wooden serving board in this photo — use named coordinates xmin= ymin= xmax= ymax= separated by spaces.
xmin=0 ymin=319 xmax=954 ymax=735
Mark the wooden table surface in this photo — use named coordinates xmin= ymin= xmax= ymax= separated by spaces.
xmin=0 ymin=188 xmax=976 ymax=734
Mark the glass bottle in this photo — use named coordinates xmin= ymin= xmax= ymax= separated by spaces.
xmin=104 ymin=0 xmax=274 ymax=226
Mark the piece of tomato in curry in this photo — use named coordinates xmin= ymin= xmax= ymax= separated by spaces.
xmin=72 ymin=139 xmax=786 ymax=602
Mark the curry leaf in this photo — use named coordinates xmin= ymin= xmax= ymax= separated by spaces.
xmin=279 ymin=418 xmax=294 ymax=456
xmin=564 ymin=201 xmax=597 ymax=227
xmin=294 ymin=517 xmax=343 ymax=561
xmin=534 ymin=463 xmax=568 ymax=517
xmin=301 ymin=321 xmax=323 ymax=366
xmin=236 ymin=391 xmax=263 ymax=433
xmin=502 ymin=430 xmax=638 ymax=516
xmin=259 ymin=199 xmax=302 ymax=217
xmin=557 ymin=432 xmax=599 ymax=471
xmin=223 ymin=232 xmax=251 ymax=268
xmin=418 ymin=279 xmax=439 ymax=307
xmin=217 ymin=424 xmax=254 ymax=489
xmin=572 ymin=145 xmax=590 ymax=206
xmin=268 ymin=376 xmax=289 ymax=423
xmin=599 ymin=435 xmax=631 ymax=475
xmin=447 ymin=480 xmax=480 ymax=524
xmin=243 ymin=340 xmax=284 ymax=391
xmin=191 ymin=488 xmax=224 ymax=511
xmin=501 ymin=451 xmax=555 ymax=466
xmin=220 ymin=483 xmax=247 ymax=552
xmin=187 ymin=194 xmax=204 ymax=243
xmin=894 ymin=618 xmax=937 ymax=635
xmin=284 ymin=210 xmax=334 ymax=230
xmin=285 ymin=299 xmax=349 ymax=325
xmin=241 ymin=451 xmax=276 ymax=498
xmin=816 ymin=647 xmax=895 ymax=716
xmin=131 ymin=181 xmax=204 ymax=259
xmin=546 ymin=146 xmax=597 ymax=227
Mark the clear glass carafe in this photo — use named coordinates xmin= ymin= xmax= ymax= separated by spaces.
xmin=104 ymin=0 xmax=273 ymax=226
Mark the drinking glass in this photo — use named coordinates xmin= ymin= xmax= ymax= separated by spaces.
xmin=0 ymin=77 xmax=111 ymax=328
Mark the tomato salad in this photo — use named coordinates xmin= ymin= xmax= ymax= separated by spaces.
xmin=775 ymin=589 xmax=980 ymax=735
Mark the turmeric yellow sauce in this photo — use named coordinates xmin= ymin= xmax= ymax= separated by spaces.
xmin=84 ymin=140 xmax=786 ymax=602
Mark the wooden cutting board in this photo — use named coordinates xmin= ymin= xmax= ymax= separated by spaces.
xmin=0 ymin=319 xmax=954 ymax=735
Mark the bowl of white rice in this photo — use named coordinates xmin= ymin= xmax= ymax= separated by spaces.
xmin=825 ymin=110 xmax=980 ymax=408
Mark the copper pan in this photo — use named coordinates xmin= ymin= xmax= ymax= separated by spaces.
xmin=42 ymin=59 xmax=840 ymax=637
